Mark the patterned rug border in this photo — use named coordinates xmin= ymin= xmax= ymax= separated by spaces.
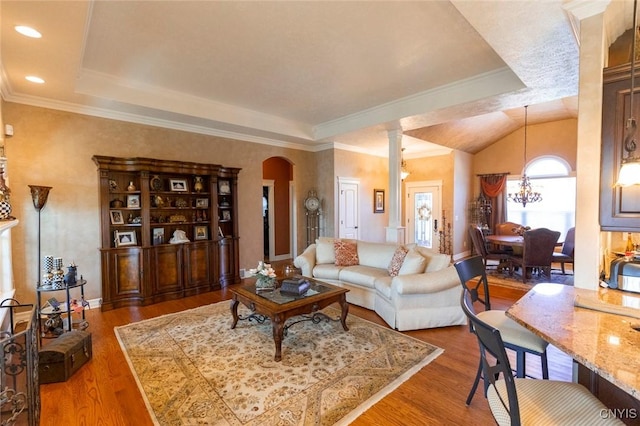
xmin=486 ymin=268 xmax=574 ymax=291
xmin=114 ymin=301 xmax=444 ymax=425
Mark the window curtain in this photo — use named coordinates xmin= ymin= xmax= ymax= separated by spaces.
xmin=479 ymin=174 xmax=508 ymax=232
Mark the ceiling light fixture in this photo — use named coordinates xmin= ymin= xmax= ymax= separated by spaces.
xmin=508 ymin=105 xmax=542 ymax=207
xmin=616 ymin=0 xmax=640 ymax=187
xmin=401 ymin=148 xmax=410 ymax=180
xmin=25 ymin=76 xmax=45 ymax=84
xmin=15 ymin=25 xmax=42 ymax=38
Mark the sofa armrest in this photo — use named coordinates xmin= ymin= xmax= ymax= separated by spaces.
xmin=294 ymin=244 xmax=317 ymax=277
xmin=391 ymin=266 xmax=460 ymax=295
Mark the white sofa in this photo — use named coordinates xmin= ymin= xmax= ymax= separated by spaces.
xmin=293 ymin=238 xmax=466 ymax=331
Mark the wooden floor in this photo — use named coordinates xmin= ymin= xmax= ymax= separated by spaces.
xmin=39 ymin=283 xmax=572 ymax=426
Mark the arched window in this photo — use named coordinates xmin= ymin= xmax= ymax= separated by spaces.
xmin=526 ymin=156 xmax=571 ymax=177
xmin=506 ymin=156 xmax=575 ymax=240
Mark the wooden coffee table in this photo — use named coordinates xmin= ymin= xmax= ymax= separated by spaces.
xmin=230 ymin=278 xmax=349 ymax=361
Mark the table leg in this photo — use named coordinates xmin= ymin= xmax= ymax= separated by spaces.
xmin=339 ymin=294 xmax=349 ymax=331
xmin=230 ymin=298 xmax=239 ymax=329
xmin=272 ymin=314 xmax=284 ymax=362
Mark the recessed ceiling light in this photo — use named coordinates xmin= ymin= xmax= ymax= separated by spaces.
xmin=15 ymin=25 xmax=42 ymax=38
xmin=25 ymin=76 xmax=45 ymax=84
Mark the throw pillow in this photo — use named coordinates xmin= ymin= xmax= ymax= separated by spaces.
xmin=388 ymin=246 xmax=409 ymax=276
xmin=334 ymin=240 xmax=359 ymax=266
xmin=315 ymin=238 xmax=336 ymax=264
xmin=398 ymin=249 xmax=428 ymax=275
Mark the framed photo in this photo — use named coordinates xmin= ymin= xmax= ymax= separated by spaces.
xmin=374 ymin=189 xmax=385 ymax=213
xmin=110 ymin=210 xmax=125 ymax=225
xmin=127 ymin=194 xmax=140 ymax=208
xmin=195 ymin=198 xmax=209 ymax=208
xmin=152 ymin=227 xmax=165 ymax=245
xmin=170 ymin=179 xmax=188 ymax=192
xmin=194 ymin=225 xmax=208 ymax=240
xmin=222 ymin=210 xmax=231 ymax=221
xmin=218 ymin=180 xmax=230 ymax=194
xmin=114 ymin=230 xmax=137 ymax=247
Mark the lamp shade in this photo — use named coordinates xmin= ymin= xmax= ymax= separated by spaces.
xmin=616 ymin=161 xmax=640 ymax=186
xmin=28 ymin=185 xmax=52 ymax=211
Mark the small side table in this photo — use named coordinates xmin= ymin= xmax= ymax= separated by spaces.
xmin=36 ymin=279 xmax=88 ymax=344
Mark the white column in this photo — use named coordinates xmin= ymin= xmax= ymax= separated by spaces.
xmin=564 ymin=1 xmax=608 ymax=290
xmin=385 ymin=129 xmax=406 ymax=243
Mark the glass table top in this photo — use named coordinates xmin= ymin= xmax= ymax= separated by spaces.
xmin=246 ymin=278 xmax=337 ymax=305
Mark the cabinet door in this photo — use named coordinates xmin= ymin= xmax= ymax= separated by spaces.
xmin=150 ymin=244 xmax=183 ymax=295
xmin=184 ymin=241 xmax=212 ymax=291
xmin=218 ymin=238 xmax=239 ymax=286
xmin=101 ymin=248 xmax=146 ymax=310
xmin=601 ymin=64 xmax=640 ymax=231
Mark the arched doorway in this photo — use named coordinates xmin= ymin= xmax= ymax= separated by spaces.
xmin=263 ymin=157 xmax=295 ymax=262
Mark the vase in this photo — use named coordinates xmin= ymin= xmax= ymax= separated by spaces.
xmin=256 ymin=276 xmax=275 ymax=290
xmin=127 ymin=181 xmax=136 ymax=191
xmin=194 ymin=176 xmax=204 ymax=193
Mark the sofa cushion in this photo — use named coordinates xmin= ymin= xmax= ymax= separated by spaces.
xmin=312 ymin=264 xmax=343 ymax=280
xmin=334 ymin=240 xmax=359 ymax=266
xmin=415 ymin=246 xmax=451 ymax=272
xmin=398 ymin=249 xmax=427 ymax=275
xmin=357 ymin=241 xmax=398 ymax=268
xmin=316 ymin=238 xmax=336 ymax=264
xmin=388 ymin=246 xmax=409 ymax=276
xmin=339 ymin=265 xmax=389 ymax=288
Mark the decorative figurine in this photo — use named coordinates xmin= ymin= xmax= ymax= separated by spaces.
xmin=64 ymin=262 xmax=78 ymax=285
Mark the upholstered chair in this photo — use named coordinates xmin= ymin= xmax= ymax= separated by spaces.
xmin=508 ymin=228 xmax=561 ymax=283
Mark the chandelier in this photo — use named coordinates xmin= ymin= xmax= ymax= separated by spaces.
xmin=401 ymin=148 xmax=410 ymax=180
xmin=616 ymin=0 xmax=640 ymax=186
xmin=508 ymin=105 xmax=542 ymax=207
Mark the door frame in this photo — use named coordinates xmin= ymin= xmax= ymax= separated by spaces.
xmin=337 ymin=177 xmax=360 ymax=240
xmin=262 ymin=180 xmax=276 ymax=261
xmin=404 ymin=180 xmax=442 ymax=247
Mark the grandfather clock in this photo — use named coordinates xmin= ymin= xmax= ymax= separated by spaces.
xmin=304 ymin=190 xmax=321 ymax=246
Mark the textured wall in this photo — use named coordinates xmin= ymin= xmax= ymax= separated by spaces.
xmin=2 ymin=102 xmax=317 ymax=303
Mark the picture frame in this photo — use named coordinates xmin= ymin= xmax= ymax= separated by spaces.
xmin=194 ymin=225 xmax=208 ymax=240
xmin=195 ymin=198 xmax=209 ymax=208
xmin=110 ymin=210 xmax=125 ymax=225
xmin=114 ymin=230 xmax=137 ymax=247
xmin=152 ymin=227 xmax=165 ymax=245
xmin=170 ymin=179 xmax=188 ymax=192
xmin=218 ymin=180 xmax=230 ymax=194
xmin=222 ymin=210 xmax=231 ymax=221
xmin=374 ymin=189 xmax=385 ymax=213
xmin=127 ymin=194 xmax=140 ymax=208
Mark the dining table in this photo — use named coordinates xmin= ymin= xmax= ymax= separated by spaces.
xmin=485 ymin=234 xmax=524 ymax=247
xmin=506 ymin=283 xmax=640 ymax=417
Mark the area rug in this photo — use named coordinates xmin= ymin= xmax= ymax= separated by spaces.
xmin=114 ymin=301 xmax=443 ymax=426
xmin=486 ymin=267 xmax=574 ymax=291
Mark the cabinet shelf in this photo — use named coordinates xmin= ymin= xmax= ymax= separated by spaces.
xmin=93 ymin=156 xmax=241 ymax=310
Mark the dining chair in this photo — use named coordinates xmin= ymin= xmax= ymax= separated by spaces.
xmin=460 ymin=288 xmax=623 ymax=425
xmin=508 ymin=228 xmax=561 ymax=283
xmin=495 ymin=221 xmax=522 ymax=236
xmin=469 ymin=225 xmax=509 ymax=270
xmin=453 ymin=256 xmax=549 ymax=405
xmin=552 ymin=226 xmax=575 ymax=274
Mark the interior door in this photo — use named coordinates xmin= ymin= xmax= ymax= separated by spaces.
xmin=406 ymin=182 xmax=441 ymax=248
xmin=338 ymin=178 xmax=359 ymax=239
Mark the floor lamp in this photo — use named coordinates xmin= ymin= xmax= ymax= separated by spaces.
xmin=28 ymin=185 xmax=52 ymax=287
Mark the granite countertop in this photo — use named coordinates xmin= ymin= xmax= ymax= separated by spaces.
xmin=506 ymin=283 xmax=640 ymax=399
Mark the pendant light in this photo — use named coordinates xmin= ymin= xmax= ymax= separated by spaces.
xmin=401 ymin=148 xmax=410 ymax=180
xmin=507 ymin=105 xmax=542 ymax=207
xmin=616 ymin=0 xmax=640 ymax=187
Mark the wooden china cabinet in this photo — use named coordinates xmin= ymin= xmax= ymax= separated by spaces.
xmin=92 ymin=156 xmax=240 ymax=311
